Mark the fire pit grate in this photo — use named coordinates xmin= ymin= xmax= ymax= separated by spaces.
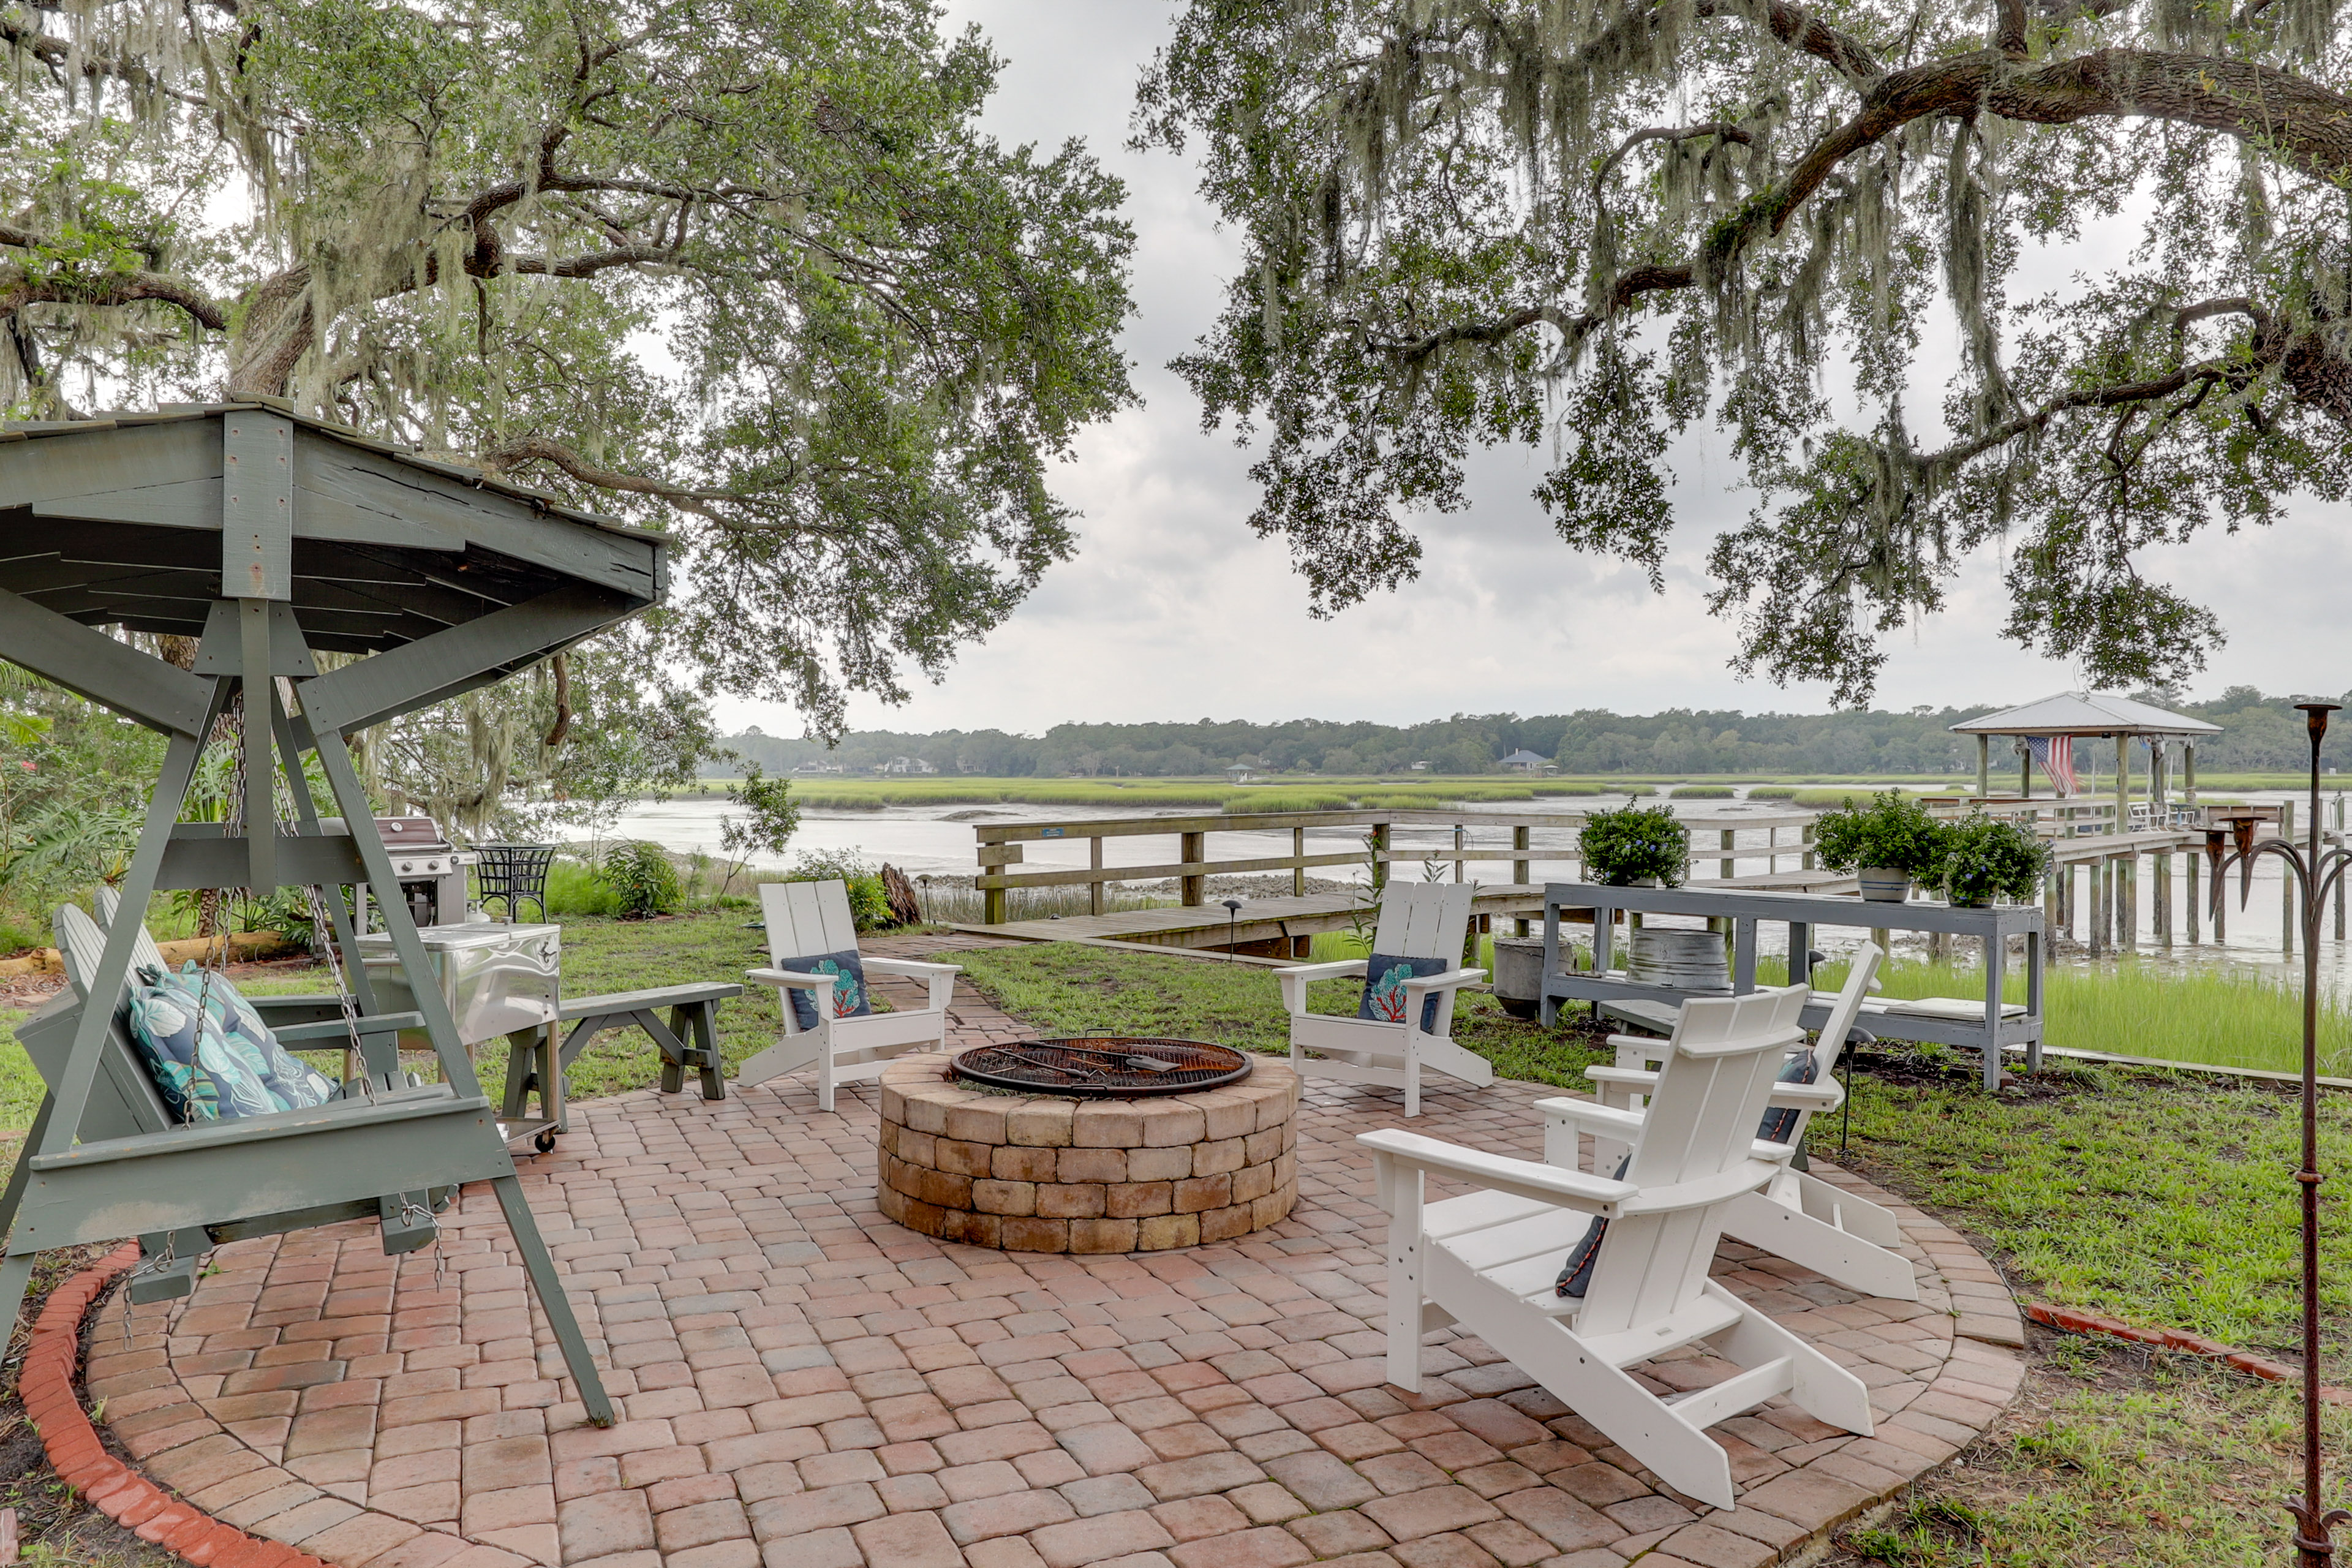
xmin=951 ymin=1038 xmax=1253 ymax=1098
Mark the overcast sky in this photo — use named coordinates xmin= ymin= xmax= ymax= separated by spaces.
xmin=716 ymin=3 xmax=2352 ymax=740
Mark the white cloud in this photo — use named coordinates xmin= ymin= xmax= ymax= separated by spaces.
xmin=714 ymin=2 xmax=2352 ymax=738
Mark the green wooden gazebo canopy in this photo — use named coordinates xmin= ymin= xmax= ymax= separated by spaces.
xmin=0 ymin=402 xmax=670 ymax=1426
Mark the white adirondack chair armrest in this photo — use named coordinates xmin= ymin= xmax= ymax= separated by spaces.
xmin=1678 ymin=1025 xmax=1807 ymax=1060
xmin=1359 ymin=1128 xmax=1635 ymax=1214
xmin=1581 ymin=1066 xmax=1844 ymax=1114
xmin=1533 ymin=1096 xmax=1646 ymax=1139
xmin=1401 ymin=967 xmax=1485 ymax=993
xmin=1616 ymin=1157 xmax=1792 ymax=1216
xmin=1276 ymin=959 xmax=1366 ymax=1015
xmin=745 ymin=967 xmax=848 ymax=990
xmin=865 ymin=958 xmax=960 ymax=978
xmin=1604 ymin=1033 xmax=1668 ymax=1054
xmin=864 ymin=956 xmax=959 ymax=1011
xmin=1275 ymin=959 xmax=1367 ymax=982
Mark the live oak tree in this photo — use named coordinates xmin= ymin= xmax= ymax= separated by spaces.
xmin=0 ymin=0 xmax=1136 ymax=734
xmin=1137 ymin=1 xmax=2352 ymax=702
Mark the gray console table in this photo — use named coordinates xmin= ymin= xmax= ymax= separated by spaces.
xmin=1540 ymin=881 xmax=2045 ymax=1091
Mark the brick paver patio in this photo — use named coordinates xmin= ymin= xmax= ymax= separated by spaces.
xmin=75 ymin=938 xmax=2024 ymax=1568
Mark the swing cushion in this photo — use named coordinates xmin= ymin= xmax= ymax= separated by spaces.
xmin=780 ymin=951 xmax=873 ymax=1031
xmin=1359 ymin=954 xmax=1447 ymax=1034
xmin=124 ymin=964 xmax=338 ymax=1122
xmin=1756 ymin=1048 xmax=1821 ymax=1144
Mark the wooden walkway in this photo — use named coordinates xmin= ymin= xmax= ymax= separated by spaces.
xmin=947 ymin=867 xmax=1864 ymax=954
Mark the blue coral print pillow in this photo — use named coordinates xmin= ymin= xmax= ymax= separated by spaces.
xmin=1358 ymin=953 xmax=1449 ymax=1034
xmin=782 ymin=950 xmax=873 ymax=1031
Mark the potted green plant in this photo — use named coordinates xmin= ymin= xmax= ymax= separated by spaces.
xmin=1578 ymin=804 xmax=1689 ymax=887
xmin=1812 ymin=790 xmax=1946 ymax=903
xmin=1930 ymin=812 xmax=2049 ymax=907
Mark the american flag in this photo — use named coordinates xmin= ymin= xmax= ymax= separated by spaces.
xmin=2027 ymin=735 xmax=2076 ymax=796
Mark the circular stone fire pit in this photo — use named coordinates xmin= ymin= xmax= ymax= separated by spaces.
xmin=877 ymin=1049 xmax=1300 ymax=1253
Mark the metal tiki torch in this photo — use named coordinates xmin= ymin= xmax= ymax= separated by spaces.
xmin=2208 ymin=699 xmax=2348 ymax=1566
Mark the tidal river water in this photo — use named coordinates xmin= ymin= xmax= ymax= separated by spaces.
xmin=609 ymin=785 xmax=2352 ymax=1000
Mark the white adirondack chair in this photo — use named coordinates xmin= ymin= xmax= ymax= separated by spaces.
xmin=740 ymin=881 xmax=959 ymax=1111
xmin=1565 ymin=946 xmax=1917 ymax=1301
xmin=1359 ymin=983 xmax=1874 ymax=1511
xmin=1275 ymin=882 xmax=1490 ymax=1117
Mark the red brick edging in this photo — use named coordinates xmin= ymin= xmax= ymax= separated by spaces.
xmin=25 ymin=1243 xmax=334 ymax=1568
xmin=2025 ymin=1300 xmax=2352 ymax=1404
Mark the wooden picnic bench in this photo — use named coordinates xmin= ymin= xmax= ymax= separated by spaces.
xmin=498 ymin=981 xmax=743 ymax=1148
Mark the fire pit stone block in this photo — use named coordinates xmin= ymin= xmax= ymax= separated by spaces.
xmin=878 ymin=1054 xmax=1300 ymax=1253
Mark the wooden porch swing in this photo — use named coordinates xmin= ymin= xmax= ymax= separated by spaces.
xmin=0 ymin=404 xmax=670 ymax=1425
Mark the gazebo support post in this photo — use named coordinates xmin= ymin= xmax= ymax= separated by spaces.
xmin=2186 ymin=740 xmax=2198 ymax=803
xmin=2114 ymin=732 xmax=2128 ymax=835
xmin=1977 ymin=734 xmax=1989 ymax=797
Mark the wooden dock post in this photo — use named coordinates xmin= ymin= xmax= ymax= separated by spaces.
xmin=1453 ymin=822 xmax=1465 ymax=883
xmin=2119 ymin=853 xmax=2136 ymax=950
xmin=1801 ymin=821 xmax=1817 ymax=870
xmin=2098 ymin=860 xmax=2117 ymax=959
xmin=1370 ymin=821 xmax=1390 ymax=893
xmin=2186 ymin=848 xmax=2200 ymax=943
xmin=1180 ymin=831 xmax=1205 ymax=908
xmin=2154 ymin=848 xmax=2171 ymax=946
xmin=1513 ymin=824 xmax=1531 ymax=935
xmin=1292 ymin=827 xmax=1306 ymax=898
xmin=1719 ymin=827 xmax=1735 ymax=881
xmin=2283 ymin=801 xmax=2297 ymax=960
xmin=2042 ymin=867 xmax=2059 ymax=963
xmin=1090 ymin=835 xmax=1106 ymax=917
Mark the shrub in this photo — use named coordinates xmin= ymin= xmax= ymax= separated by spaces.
xmin=1931 ymin=813 xmax=2049 ymax=905
xmin=543 ymin=856 xmax=619 ymax=916
xmin=1812 ymin=790 xmax=1946 ymax=876
xmin=1578 ymin=804 xmax=1689 ymax=886
xmin=601 ymin=840 xmax=683 ymax=919
xmin=785 ymin=849 xmax=894 ymax=931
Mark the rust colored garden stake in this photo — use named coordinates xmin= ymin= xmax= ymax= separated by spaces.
xmin=2210 ymin=699 xmax=2350 ymax=1566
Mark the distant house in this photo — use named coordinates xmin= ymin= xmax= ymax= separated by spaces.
xmin=1409 ymin=760 xmax=1433 ymax=771
xmin=878 ymin=756 xmax=938 ymax=776
xmin=1501 ymin=749 xmax=1552 ymax=772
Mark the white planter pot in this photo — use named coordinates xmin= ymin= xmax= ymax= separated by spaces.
xmin=1856 ymin=867 xmax=1912 ymax=903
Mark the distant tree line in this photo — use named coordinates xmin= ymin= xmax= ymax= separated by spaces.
xmin=716 ymin=688 xmax=2352 ymax=780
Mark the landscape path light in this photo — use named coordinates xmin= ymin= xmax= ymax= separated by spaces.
xmin=2207 ymin=698 xmax=2348 ymax=1567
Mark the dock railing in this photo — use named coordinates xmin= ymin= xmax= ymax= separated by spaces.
xmin=972 ymin=808 xmax=1822 ymax=924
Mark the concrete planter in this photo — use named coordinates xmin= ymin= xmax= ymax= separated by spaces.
xmin=1491 ymin=937 xmax=1545 ymax=1018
